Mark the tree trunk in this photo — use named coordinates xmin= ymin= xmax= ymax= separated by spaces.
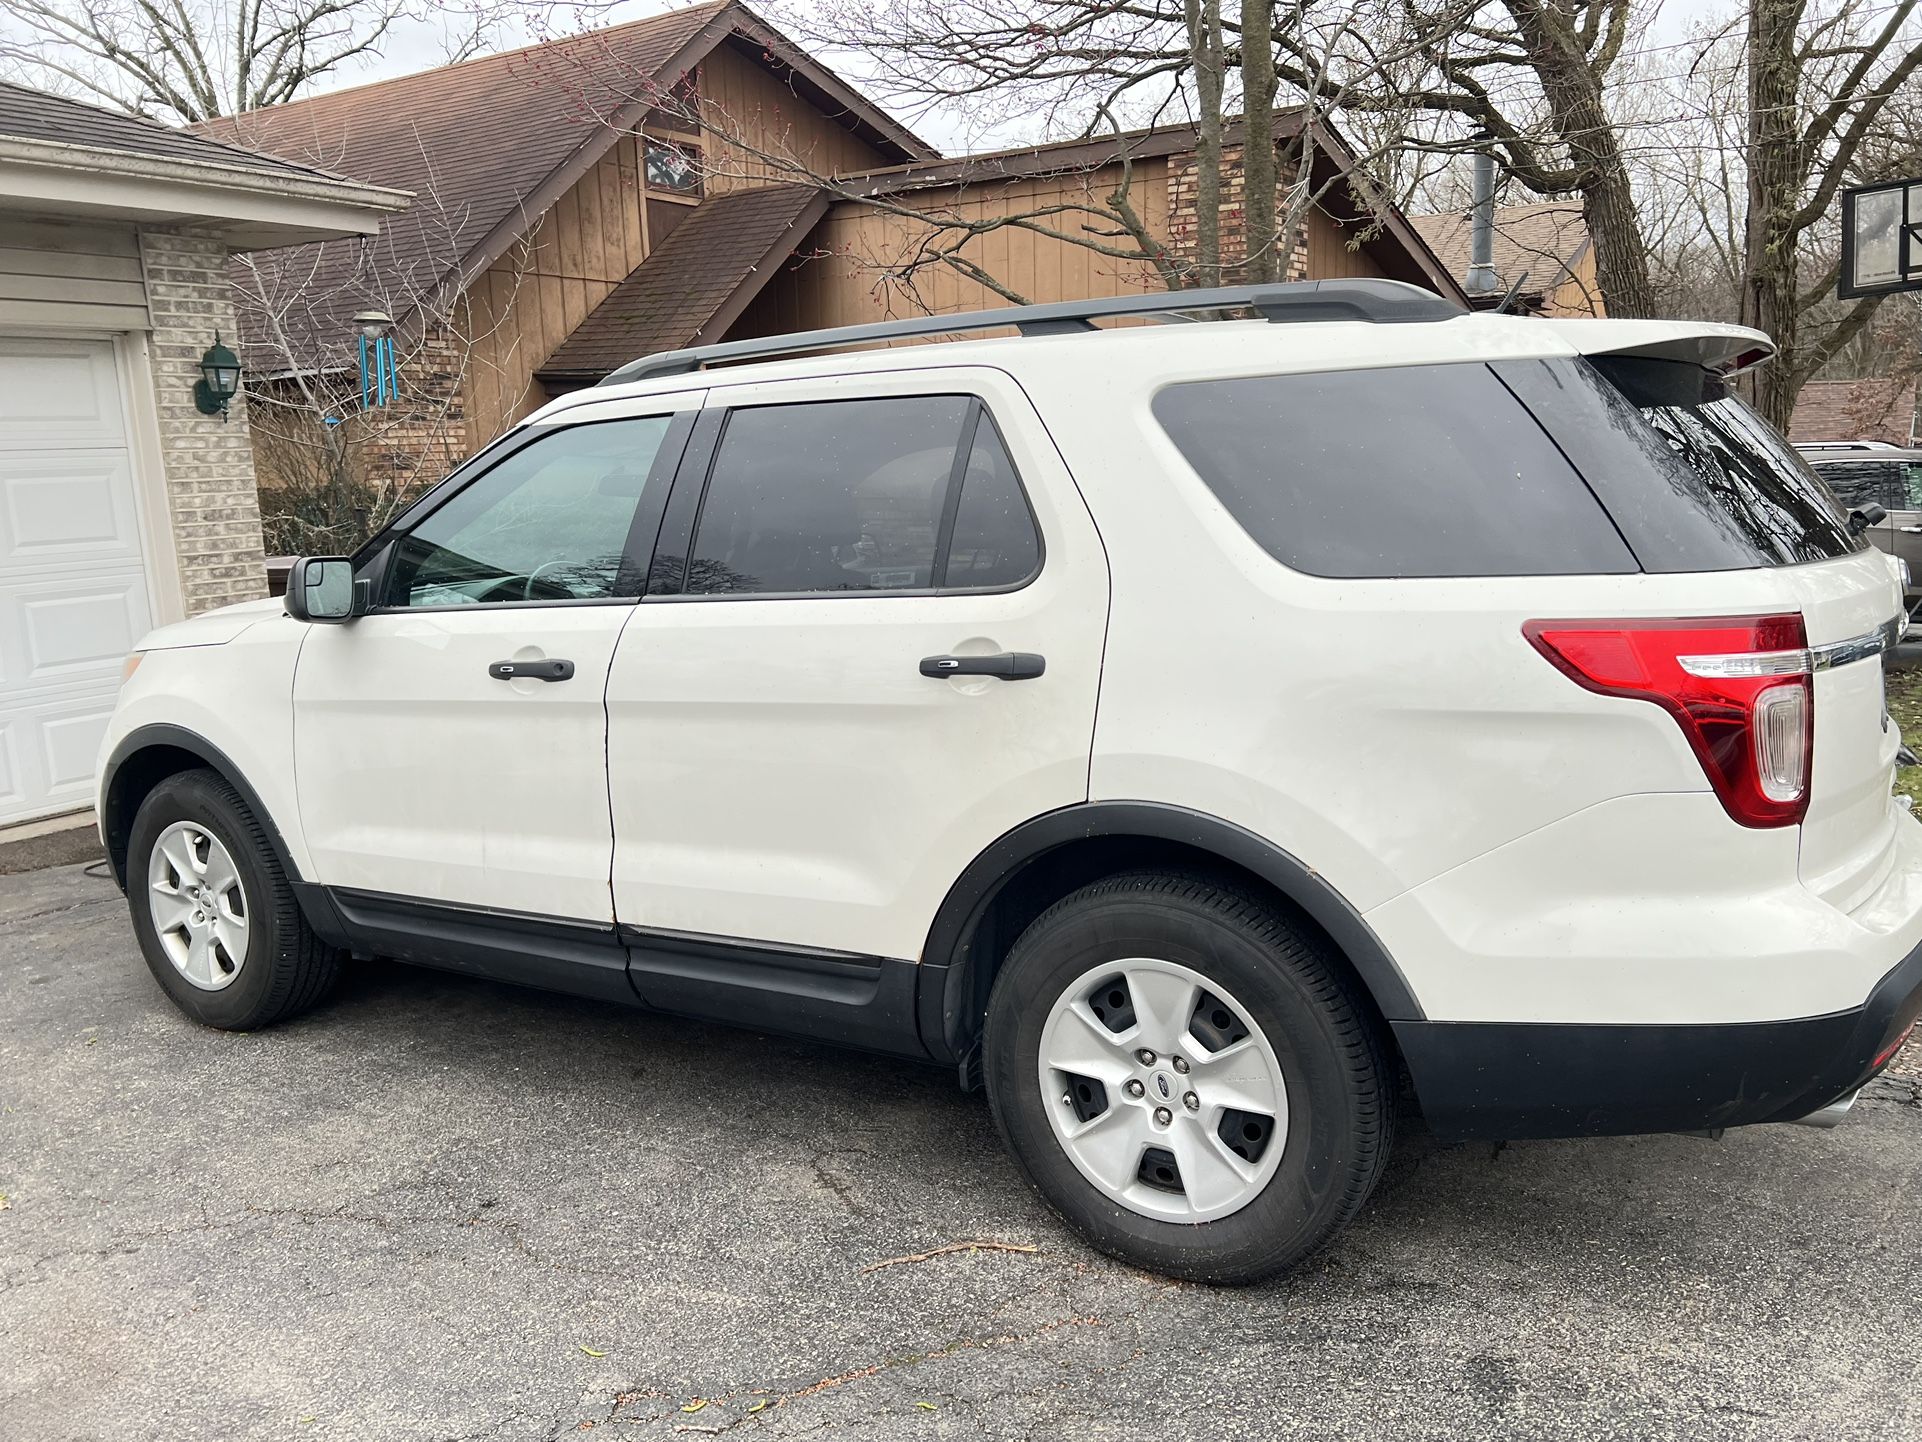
xmin=1241 ymin=0 xmax=1279 ymax=283
xmin=1742 ymin=0 xmax=1804 ymax=431
xmin=1515 ymin=2 xmax=1656 ymax=317
xmin=1186 ymin=0 xmax=1225 ymax=287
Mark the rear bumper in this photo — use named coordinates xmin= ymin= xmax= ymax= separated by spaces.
xmin=1394 ymin=938 xmax=1922 ymax=1141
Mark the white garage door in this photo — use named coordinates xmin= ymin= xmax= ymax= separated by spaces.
xmin=0 ymin=336 xmax=152 ymax=824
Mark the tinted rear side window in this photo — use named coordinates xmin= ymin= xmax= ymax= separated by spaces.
xmin=1151 ymin=363 xmax=1637 ymax=578
xmin=687 ymin=397 xmax=972 ymax=595
xmin=939 ymin=418 xmax=1040 ymax=588
xmin=1496 ymin=356 xmax=1864 ymax=571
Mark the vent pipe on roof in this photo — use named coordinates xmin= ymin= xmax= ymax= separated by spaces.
xmin=1466 ymin=151 xmax=1498 ymax=296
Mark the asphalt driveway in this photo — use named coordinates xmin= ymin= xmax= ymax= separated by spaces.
xmin=3 ymin=862 xmax=1919 ymax=1442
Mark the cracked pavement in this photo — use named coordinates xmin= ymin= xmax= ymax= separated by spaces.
xmin=2 ymin=862 xmax=1919 ymax=1442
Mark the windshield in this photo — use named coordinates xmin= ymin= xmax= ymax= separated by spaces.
xmin=1495 ymin=355 xmax=1865 ymax=573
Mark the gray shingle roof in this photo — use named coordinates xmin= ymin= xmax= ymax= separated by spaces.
xmin=0 ymin=80 xmax=341 ymax=181
xmin=539 ymin=184 xmax=828 ymax=379
xmin=1408 ymin=202 xmax=1592 ymax=302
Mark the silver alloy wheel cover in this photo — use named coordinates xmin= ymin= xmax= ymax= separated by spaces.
xmin=146 ymin=820 xmax=250 ymax=991
xmin=1038 ymin=958 xmax=1289 ymax=1223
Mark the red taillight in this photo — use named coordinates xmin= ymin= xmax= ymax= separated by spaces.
xmin=1872 ymin=1022 xmax=1916 ymax=1071
xmin=1523 ymin=614 xmax=1812 ymax=828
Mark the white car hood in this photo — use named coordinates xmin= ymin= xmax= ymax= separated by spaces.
xmin=137 ymin=596 xmax=287 ymax=651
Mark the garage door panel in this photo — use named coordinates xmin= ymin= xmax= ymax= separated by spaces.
xmin=0 ymin=338 xmax=124 ymax=446
xmin=0 ymin=689 xmax=118 ymax=819
xmin=41 ymin=699 xmax=115 ymax=791
xmin=0 ymin=335 xmax=148 ymax=824
xmin=0 ymin=574 xmax=147 ymax=688
xmin=0 ymin=720 xmax=20 ymax=812
xmin=25 ymin=586 xmax=145 ymax=675
xmin=0 ymin=450 xmax=143 ymax=565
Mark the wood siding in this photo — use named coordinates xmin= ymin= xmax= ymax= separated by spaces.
xmin=742 ymin=161 xmax=1380 ymax=335
xmin=1546 ymin=243 xmax=1603 ymax=316
xmin=459 ymin=46 xmax=894 ymax=445
xmin=699 ymin=41 xmax=893 ymax=192
xmin=462 ymin=136 xmax=649 ymax=446
xmin=1303 ymin=210 xmax=1389 ymax=281
xmin=0 ymin=217 xmax=148 ymax=330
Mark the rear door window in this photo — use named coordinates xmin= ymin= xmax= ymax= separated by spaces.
xmin=1495 ymin=355 xmax=1864 ymax=571
xmin=676 ymin=396 xmax=1042 ymax=596
xmin=1151 ymin=362 xmax=1637 ymax=578
xmin=1811 ymin=460 xmax=1907 ymax=512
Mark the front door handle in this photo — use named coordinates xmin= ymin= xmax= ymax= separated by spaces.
xmin=489 ymin=658 xmax=575 ymax=682
xmin=919 ymin=652 xmax=1046 ymax=680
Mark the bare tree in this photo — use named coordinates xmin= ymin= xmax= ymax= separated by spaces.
xmin=231 ymin=148 xmax=530 ymax=553
xmin=0 ymin=0 xmax=606 ymax=121
xmin=748 ymin=0 xmax=1447 ymax=295
xmin=1743 ymin=0 xmax=1922 ymax=427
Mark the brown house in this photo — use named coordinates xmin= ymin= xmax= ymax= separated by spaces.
xmin=1788 ymin=377 xmax=1918 ymax=446
xmin=202 ymin=0 xmax=1465 ymax=492
xmin=1409 ymin=202 xmax=1600 ymax=317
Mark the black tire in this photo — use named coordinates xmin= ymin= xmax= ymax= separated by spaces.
xmin=126 ymin=768 xmax=340 ymax=1030
xmin=983 ymin=871 xmax=1394 ymax=1284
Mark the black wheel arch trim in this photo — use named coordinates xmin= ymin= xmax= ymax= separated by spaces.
xmin=100 ymin=724 xmax=304 ymax=893
xmin=917 ymin=801 xmax=1425 ymax=1065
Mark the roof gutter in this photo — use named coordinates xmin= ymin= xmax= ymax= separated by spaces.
xmin=0 ymin=133 xmax=411 ymax=246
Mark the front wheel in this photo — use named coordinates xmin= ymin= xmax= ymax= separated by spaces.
xmin=983 ymin=872 xmax=1394 ymax=1284
xmin=126 ymin=769 xmax=340 ymax=1030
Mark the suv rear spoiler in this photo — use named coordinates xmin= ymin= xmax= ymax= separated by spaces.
xmin=1543 ymin=318 xmax=1776 ymax=376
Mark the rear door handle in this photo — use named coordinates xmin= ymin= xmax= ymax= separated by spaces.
xmin=489 ymin=659 xmax=575 ymax=682
xmin=919 ymin=652 xmax=1046 ymax=680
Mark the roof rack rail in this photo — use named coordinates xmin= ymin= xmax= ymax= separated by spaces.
xmin=597 ymin=279 xmax=1464 ymax=387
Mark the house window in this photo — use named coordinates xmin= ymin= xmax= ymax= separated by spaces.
xmin=644 ymin=137 xmax=703 ymax=197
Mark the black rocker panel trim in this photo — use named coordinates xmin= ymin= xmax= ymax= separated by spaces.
xmin=293 ymin=886 xmax=933 ymax=1058
xmin=919 ymin=801 xmax=1425 ymax=1065
xmin=1395 ymin=938 xmax=1922 ymax=1141
xmin=100 ymin=724 xmax=303 ymax=892
xmin=622 ymin=925 xmax=931 ymax=1060
xmin=317 ymin=886 xmax=636 ymax=1005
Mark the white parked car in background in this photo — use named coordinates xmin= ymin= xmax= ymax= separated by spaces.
xmin=98 ymin=281 xmax=1922 ymax=1283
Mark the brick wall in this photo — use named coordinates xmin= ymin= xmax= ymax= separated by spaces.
xmin=355 ymin=324 xmax=469 ymax=488
xmin=1787 ymin=377 xmax=1917 ymax=447
xmin=1166 ymin=145 xmax=1310 ymax=283
xmin=137 ymin=227 xmax=271 ymax=615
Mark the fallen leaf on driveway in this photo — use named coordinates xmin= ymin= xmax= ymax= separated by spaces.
xmin=916 ymin=1401 xmax=937 ymax=1410
xmin=680 ymin=1399 xmax=708 ymax=1414
xmin=577 ymin=1345 xmax=607 ymax=1358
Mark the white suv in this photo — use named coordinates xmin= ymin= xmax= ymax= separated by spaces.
xmin=97 ymin=281 xmax=1922 ymax=1283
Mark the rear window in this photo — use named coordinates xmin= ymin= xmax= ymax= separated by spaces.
xmin=1151 ymin=362 xmax=1638 ymax=579
xmin=1496 ymin=355 xmax=1864 ymax=571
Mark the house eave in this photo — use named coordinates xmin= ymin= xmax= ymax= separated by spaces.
xmin=0 ymin=135 xmax=411 ymax=249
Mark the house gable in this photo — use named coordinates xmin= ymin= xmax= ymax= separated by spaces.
xmin=199 ymin=0 xmax=930 ymax=388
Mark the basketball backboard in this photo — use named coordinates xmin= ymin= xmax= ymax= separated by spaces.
xmin=1841 ymin=177 xmax=1922 ymax=298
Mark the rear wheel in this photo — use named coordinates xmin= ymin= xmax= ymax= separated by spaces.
xmin=983 ymin=871 xmax=1393 ymax=1284
xmin=127 ymin=769 xmax=340 ymax=1030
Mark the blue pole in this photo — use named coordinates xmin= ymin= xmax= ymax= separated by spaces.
xmin=359 ymin=333 xmax=371 ymax=409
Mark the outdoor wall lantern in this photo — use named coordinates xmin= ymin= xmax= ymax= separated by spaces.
xmin=194 ymin=333 xmax=242 ymax=419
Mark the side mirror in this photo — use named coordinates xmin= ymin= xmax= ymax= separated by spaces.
xmin=1851 ymin=503 xmax=1889 ymax=536
xmin=284 ymin=556 xmax=368 ymax=624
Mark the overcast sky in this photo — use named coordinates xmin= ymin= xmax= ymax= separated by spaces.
xmin=315 ymin=0 xmax=1724 ymax=158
